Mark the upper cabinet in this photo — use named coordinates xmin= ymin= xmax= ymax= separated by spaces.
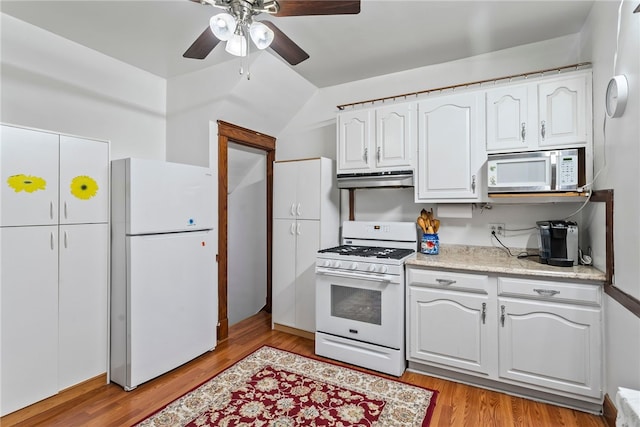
xmin=486 ymin=70 xmax=592 ymax=153
xmin=337 ymin=102 xmax=416 ymax=174
xmin=1 ymin=126 xmax=109 ymax=227
xmin=416 ymin=91 xmax=486 ymax=202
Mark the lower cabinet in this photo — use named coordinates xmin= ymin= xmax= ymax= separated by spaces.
xmin=407 ymin=267 xmax=603 ymax=410
xmin=1 ymin=223 xmax=108 ymax=415
xmin=408 ymin=269 xmax=492 ymax=375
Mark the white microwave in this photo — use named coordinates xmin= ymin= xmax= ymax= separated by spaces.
xmin=487 ymin=148 xmax=585 ymax=193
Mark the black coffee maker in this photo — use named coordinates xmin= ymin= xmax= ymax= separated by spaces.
xmin=536 ymin=220 xmax=579 ymax=267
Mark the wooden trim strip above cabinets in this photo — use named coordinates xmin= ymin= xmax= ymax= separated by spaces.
xmin=590 ymin=189 xmax=640 ymax=318
xmin=337 ymin=62 xmax=592 ymax=110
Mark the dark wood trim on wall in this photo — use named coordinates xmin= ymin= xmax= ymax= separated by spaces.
xmin=348 ymin=189 xmax=355 ymax=221
xmin=216 ymin=121 xmax=276 ymax=340
xmin=590 ymin=189 xmax=640 ymax=318
xmin=603 ymin=393 xmax=617 ymax=427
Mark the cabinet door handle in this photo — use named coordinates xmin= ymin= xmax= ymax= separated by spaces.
xmin=64 ymin=230 xmax=68 ymax=248
xmin=296 ymin=203 xmax=302 ymax=216
xmin=471 ymin=175 xmax=476 ymax=193
xmin=363 ymin=147 xmax=368 ymax=163
xmin=296 ymin=223 xmax=301 ymax=235
xmin=290 ymin=223 xmax=296 ymax=235
xmin=290 ymin=203 xmax=296 ymax=216
xmin=50 ymin=231 xmax=55 ymax=250
xmin=533 ymin=288 xmax=560 ymax=297
xmin=376 ymin=146 xmax=381 ymax=162
xmin=521 ymin=122 xmax=526 ymax=141
xmin=436 ymin=278 xmax=456 ymax=286
xmin=64 ymin=201 xmax=68 ymax=219
xmin=500 ymin=305 xmax=506 ymax=327
xmin=540 ymin=120 xmax=546 ymax=140
xmin=481 ymin=302 xmax=486 ymax=325
xmin=50 ymin=201 xmax=54 ymax=220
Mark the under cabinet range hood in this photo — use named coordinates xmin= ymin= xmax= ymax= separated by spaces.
xmin=336 ymin=170 xmax=414 ymax=189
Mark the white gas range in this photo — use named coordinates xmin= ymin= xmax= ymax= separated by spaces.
xmin=315 ymin=221 xmax=418 ymax=377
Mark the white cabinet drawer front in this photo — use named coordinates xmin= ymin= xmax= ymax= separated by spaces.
xmin=408 ymin=268 xmax=489 ymax=294
xmin=498 ymin=277 xmax=601 ymax=306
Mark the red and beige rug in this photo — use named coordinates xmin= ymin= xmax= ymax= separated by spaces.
xmin=135 ymin=346 xmax=437 ymax=426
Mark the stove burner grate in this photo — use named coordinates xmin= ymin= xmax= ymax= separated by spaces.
xmin=318 ymin=245 xmax=414 ymax=260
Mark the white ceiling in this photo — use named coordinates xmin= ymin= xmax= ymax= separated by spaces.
xmin=1 ymin=0 xmax=595 ymax=88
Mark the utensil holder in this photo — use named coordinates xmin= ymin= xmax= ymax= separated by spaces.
xmin=421 ymin=233 xmax=439 ymax=255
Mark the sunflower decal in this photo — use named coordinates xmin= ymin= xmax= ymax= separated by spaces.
xmin=7 ymin=174 xmax=47 ymax=193
xmin=70 ymin=175 xmax=99 ymax=200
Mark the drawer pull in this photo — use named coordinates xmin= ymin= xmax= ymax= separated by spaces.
xmin=533 ymin=288 xmax=560 ymax=297
xmin=436 ymin=278 xmax=456 ymax=286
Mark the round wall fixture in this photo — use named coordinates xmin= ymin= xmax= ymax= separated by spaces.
xmin=605 ymin=75 xmax=629 ymax=118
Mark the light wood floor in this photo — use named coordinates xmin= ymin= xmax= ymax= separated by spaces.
xmin=3 ymin=311 xmax=606 ymax=427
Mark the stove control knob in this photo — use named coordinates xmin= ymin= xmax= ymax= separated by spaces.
xmin=349 ymin=262 xmax=358 ymax=270
xmin=333 ymin=261 xmax=342 ymax=269
xmin=322 ymin=260 xmax=332 ymax=268
xmin=368 ymin=264 xmax=377 ymax=272
xmin=379 ymin=265 xmax=388 ymax=274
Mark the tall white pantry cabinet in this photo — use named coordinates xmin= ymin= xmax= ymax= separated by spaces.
xmin=0 ymin=124 xmax=109 ymax=416
xmin=272 ymin=158 xmax=339 ymax=334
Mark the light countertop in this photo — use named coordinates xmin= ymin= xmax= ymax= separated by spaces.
xmin=406 ymin=245 xmax=606 ymax=283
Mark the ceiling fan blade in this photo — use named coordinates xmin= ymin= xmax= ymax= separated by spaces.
xmin=183 ymin=27 xmax=220 ymax=59
xmin=275 ymin=0 xmax=360 ymax=16
xmin=260 ymin=21 xmax=309 ymax=65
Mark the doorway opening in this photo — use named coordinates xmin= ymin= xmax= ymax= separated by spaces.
xmin=216 ymin=121 xmax=275 ymax=340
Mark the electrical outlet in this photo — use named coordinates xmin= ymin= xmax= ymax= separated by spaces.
xmin=489 ymin=223 xmax=505 ymax=236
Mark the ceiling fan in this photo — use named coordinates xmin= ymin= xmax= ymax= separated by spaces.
xmin=183 ymin=0 xmax=361 ymax=66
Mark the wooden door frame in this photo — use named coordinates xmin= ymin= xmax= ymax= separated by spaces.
xmin=216 ymin=121 xmax=276 ymax=340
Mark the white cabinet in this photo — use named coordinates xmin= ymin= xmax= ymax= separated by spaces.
xmin=486 ymin=71 xmax=591 ymax=153
xmin=58 ymin=223 xmax=109 ymax=390
xmin=407 ymin=266 xmax=603 ymax=409
xmin=497 ymin=277 xmax=602 ymax=399
xmin=59 ymin=135 xmax=109 ymax=224
xmin=337 ymin=102 xmax=415 ymax=174
xmin=0 ymin=124 xmax=109 ymax=416
xmin=0 ymin=126 xmax=59 ymax=226
xmin=408 ymin=269 xmax=492 ymax=375
xmin=272 ymin=158 xmax=339 ymax=333
xmin=0 ymin=226 xmax=59 ymax=415
xmin=416 ymin=91 xmax=485 ymax=201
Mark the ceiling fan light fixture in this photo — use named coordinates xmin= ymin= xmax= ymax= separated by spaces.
xmin=225 ymin=27 xmax=248 ymax=57
xmin=210 ymin=12 xmax=237 ymax=41
xmin=249 ymin=21 xmax=274 ymax=49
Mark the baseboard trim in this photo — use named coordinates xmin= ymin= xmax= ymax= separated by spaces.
xmin=603 ymin=393 xmax=618 ymax=427
xmin=1 ymin=373 xmax=107 ymax=426
xmin=273 ymin=323 xmax=315 ymax=341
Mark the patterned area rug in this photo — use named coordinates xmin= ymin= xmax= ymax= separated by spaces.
xmin=135 ymin=346 xmax=437 ymax=426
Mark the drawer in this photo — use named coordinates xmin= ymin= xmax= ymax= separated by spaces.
xmin=407 ymin=267 xmax=489 ymax=294
xmin=497 ymin=277 xmax=601 ymax=306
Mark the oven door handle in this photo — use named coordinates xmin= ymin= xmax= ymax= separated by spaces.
xmin=316 ymin=267 xmax=394 ymax=284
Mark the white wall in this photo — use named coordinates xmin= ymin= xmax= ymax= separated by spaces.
xmin=227 ymin=143 xmax=267 ymax=326
xmin=0 ymin=13 xmax=166 ymax=160
xmin=165 ymin=52 xmax=317 ymax=167
xmin=278 ymin=34 xmax=589 ymax=249
xmin=580 ymin=0 xmax=640 ymax=400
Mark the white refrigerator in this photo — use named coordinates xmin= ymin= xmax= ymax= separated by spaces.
xmin=110 ymin=158 xmax=217 ymax=391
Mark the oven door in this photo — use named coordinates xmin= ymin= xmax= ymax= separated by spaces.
xmin=315 ymin=267 xmax=403 ymax=349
